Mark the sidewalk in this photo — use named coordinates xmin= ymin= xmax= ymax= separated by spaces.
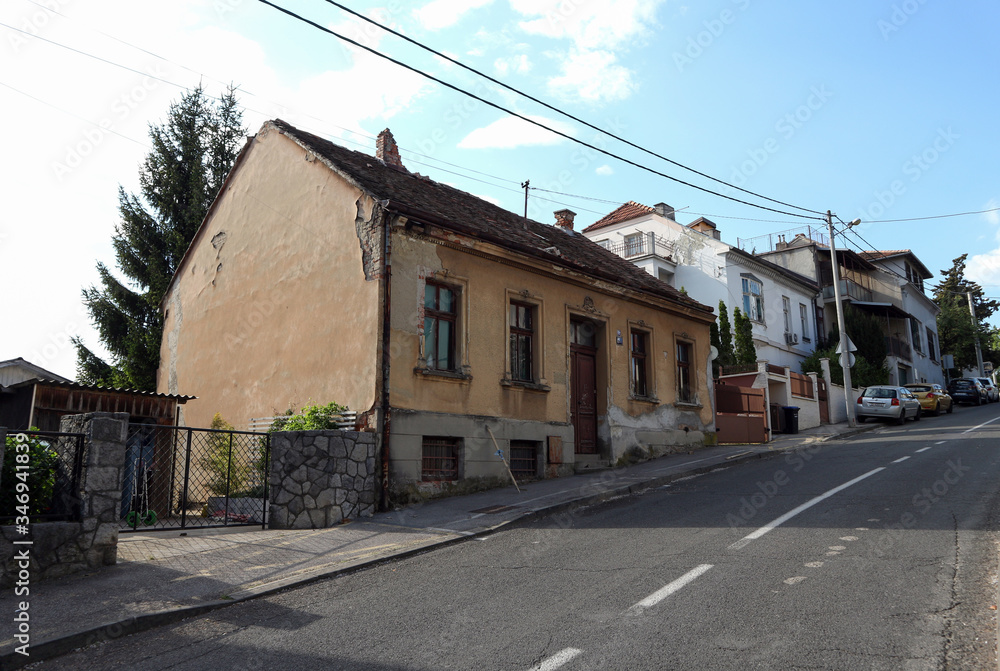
xmin=1 ymin=421 xmax=876 ymax=669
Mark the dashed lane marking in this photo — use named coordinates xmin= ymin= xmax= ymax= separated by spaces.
xmin=892 ymin=456 xmax=910 ymax=463
xmin=627 ymin=564 xmax=714 ymax=615
xmin=784 ymin=576 xmax=807 ymax=585
xmin=529 ymin=648 xmax=583 ymax=671
xmin=728 ymin=468 xmax=885 ymax=550
xmin=916 ymin=447 xmax=933 ymax=453
xmin=935 ymin=441 xmax=946 ymax=445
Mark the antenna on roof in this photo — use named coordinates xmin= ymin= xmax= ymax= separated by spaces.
xmin=521 ymin=179 xmax=530 ymax=228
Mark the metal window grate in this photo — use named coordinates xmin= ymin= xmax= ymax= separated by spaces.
xmin=422 ymin=438 xmax=460 ymax=481
xmin=509 ymin=441 xmax=538 ymax=480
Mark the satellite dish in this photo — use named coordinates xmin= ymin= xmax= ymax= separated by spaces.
xmin=709 ymin=346 xmax=719 ymax=361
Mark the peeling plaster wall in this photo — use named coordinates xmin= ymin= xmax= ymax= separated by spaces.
xmin=157 ymin=130 xmax=382 ymax=429
xmin=386 ymin=227 xmax=715 ymax=473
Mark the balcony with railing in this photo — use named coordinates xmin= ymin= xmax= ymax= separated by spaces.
xmin=605 ymin=232 xmax=675 ymax=261
xmin=821 ymin=278 xmax=873 ymax=303
xmin=885 ymin=335 xmax=912 ymax=362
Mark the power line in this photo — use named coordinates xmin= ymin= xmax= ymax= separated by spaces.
xmin=0 ymin=80 xmax=149 ymax=148
xmin=858 ymin=206 xmax=1000 ymax=224
xmin=320 ymin=0 xmax=825 ymax=217
xmin=255 ymin=0 xmax=825 ymax=221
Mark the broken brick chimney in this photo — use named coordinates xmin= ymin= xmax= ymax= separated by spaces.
xmin=554 ymin=208 xmax=576 ymax=231
xmin=376 ymin=129 xmax=404 ymax=170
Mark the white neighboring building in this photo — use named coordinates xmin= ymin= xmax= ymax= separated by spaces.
xmin=581 ymin=202 xmax=820 ymax=370
xmin=858 ymin=250 xmax=944 ymax=386
xmin=754 ymin=231 xmax=945 ymax=387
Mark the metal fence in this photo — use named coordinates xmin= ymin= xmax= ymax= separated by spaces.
xmin=120 ymin=424 xmax=270 ymax=532
xmin=1 ymin=431 xmax=85 ymax=523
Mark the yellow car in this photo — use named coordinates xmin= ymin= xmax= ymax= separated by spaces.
xmin=904 ymin=383 xmax=954 ymax=415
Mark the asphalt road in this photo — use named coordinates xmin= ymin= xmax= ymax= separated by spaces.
xmin=36 ymin=405 xmax=1000 ymax=670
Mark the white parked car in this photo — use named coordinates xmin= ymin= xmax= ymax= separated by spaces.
xmin=975 ymin=378 xmax=999 ymax=403
xmin=856 ymin=385 xmax=922 ymax=425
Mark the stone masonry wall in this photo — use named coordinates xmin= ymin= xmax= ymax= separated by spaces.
xmin=268 ymin=430 xmax=377 ymax=529
xmin=0 ymin=413 xmax=128 ymax=586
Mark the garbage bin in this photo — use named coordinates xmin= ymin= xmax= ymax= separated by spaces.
xmin=782 ymin=406 xmax=800 ymax=434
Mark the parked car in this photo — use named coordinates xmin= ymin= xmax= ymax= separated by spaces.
xmin=976 ymin=377 xmax=999 ymax=403
xmin=904 ymin=383 xmax=954 ymax=416
xmin=856 ymin=385 xmax=922 ymax=425
xmin=948 ymin=378 xmax=986 ymax=405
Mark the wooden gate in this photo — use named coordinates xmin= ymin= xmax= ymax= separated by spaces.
xmin=715 ymin=382 xmax=768 ymax=444
xmin=817 ymin=378 xmax=829 ymax=424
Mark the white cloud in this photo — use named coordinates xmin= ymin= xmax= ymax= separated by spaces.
xmin=968 ymin=248 xmax=1000 ymax=287
xmin=494 ymin=54 xmax=532 ymax=75
xmin=548 ymin=48 xmax=636 ymax=102
xmin=414 ymin=0 xmax=495 ymax=31
xmin=509 ymin=0 xmax=661 ymax=103
xmin=510 ymin=0 xmax=661 ymax=50
xmin=458 ymin=115 xmax=574 ymax=149
xmin=595 ymin=164 xmax=614 ymax=175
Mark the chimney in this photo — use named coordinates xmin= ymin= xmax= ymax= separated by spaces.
xmin=689 ymin=217 xmax=721 ymax=240
xmin=376 ymin=129 xmax=404 ymax=170
xmin=653 ymin=202 xmax=675 ymax=220
xmin=554 ymin=208 xmax=576 ymax=231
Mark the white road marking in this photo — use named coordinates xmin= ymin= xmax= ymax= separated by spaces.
xmin=829 ymin=545 xmax=846 ymax=551
xmin=916 ymin=447 xmax=933 ymax=453
xmin=840 ymin=536 xmax=858 ymax=541
xmin=627 ymin=564 xmax=714 ymax=614
xmin=891 ymin=456 xmax=910 ymax=463
xmin=784 ymin=576 xmax=807 ymax=585
xmin=804 ymin=561 xmax=824 ymax=568
xmin=529 ymin=648 xmax=583 ymax=671
xmin=935 ymin=441 xmax=947 ymax=445
xmin=728 ymin=468 xmax=885 ymax=550
xmin=962 ymin=416 xmax=1000 ymax=434
xmin=825 ymin=551 xmax=841 ymax=556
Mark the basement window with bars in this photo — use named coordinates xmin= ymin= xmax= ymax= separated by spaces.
xmin=509 ymin=440 xmax=539 ymax=480
xmin=421 ymin=437 xmax=461 ymax=481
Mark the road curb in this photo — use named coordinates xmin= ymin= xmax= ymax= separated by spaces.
xmin=0 ymin=429 xmax=863 ymax=669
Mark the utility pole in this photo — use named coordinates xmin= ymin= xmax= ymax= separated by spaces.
xmin=826 ymin=211 xmax=858 ymax=427
xmin=521 ymin=180 xmax=530 ymax=226
xmin=967 ymin=291 xmax=985 ymax=376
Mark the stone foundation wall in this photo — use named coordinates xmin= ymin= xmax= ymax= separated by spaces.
xmin=0 ymin=413 xmax=127 ymax=586
xmin=268 ymin=430 xmax=377 ymax=529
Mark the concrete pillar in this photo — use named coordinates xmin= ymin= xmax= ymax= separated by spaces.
xmin=820 ymin=357 xmax=835 ymax=422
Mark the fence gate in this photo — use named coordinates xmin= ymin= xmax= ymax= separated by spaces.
xmin=120 ymin=424 xmax=270 ymax=532
xmin=817 ymin=378 xmax=830 ymax=424
xmin=714 ymin=382 xmax=768 ymax=444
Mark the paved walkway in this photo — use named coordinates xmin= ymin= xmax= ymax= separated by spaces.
xmin=0 ymin=422 xmax=875 ymax=668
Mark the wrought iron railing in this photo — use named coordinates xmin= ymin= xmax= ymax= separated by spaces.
xmin=821 ymin=278 xmax=873 ymax=302
xmin=885 ymin=336 xmax=912 ymax=362
xmin=605 ymin=233 xmax=675 ymax=260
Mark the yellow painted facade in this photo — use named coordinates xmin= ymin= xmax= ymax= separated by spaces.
xmin=158 ymin=121 xmax=716 ymax=490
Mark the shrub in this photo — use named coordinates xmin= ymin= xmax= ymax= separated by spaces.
xmin=2 ymin=431 xmax=59 ymax=518
xmin=269 ymin=401 xmax=348 ymax=432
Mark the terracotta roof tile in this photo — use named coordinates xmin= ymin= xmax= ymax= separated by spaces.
xmin=270 ymin=121 xmax=711 ymax=315
xmin=581 ymin=201 xmax=656 ymax=233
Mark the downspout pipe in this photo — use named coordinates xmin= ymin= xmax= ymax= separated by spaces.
xmin=379 ymin=204 xmax=392 ymax=511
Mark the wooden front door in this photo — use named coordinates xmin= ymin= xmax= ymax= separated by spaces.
xmin=571 ymin=346 xmax=598 ymax=454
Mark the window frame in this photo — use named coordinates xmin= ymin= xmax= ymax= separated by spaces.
xmin=423 ymin=280 xmax=458 ymax=371
xmin=741 ymin=274 xmax=765 ymax=323
xmin=926 ymin=326 xmax=938 ymax=362
xmin=799 ymin=303 xmax=810 ymax=342
xmin=910 ymin=318 xmax=923 ymax=354
xmin=675 ymin=338 xmax=695 ymax=405
xmin=782 ymin=296 xmax=792 ymax=333
xmin=629 ymin=328 xmax=651 ymax=399
xmin=509 ymin=299 xmax=536 ymax=383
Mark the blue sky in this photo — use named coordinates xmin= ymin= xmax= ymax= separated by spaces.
xmin=3 ymin=0 xmax=998 ymax=380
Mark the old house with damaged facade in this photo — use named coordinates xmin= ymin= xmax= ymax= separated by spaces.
xmin=157 ymin=120 xmax=716 ymax=494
